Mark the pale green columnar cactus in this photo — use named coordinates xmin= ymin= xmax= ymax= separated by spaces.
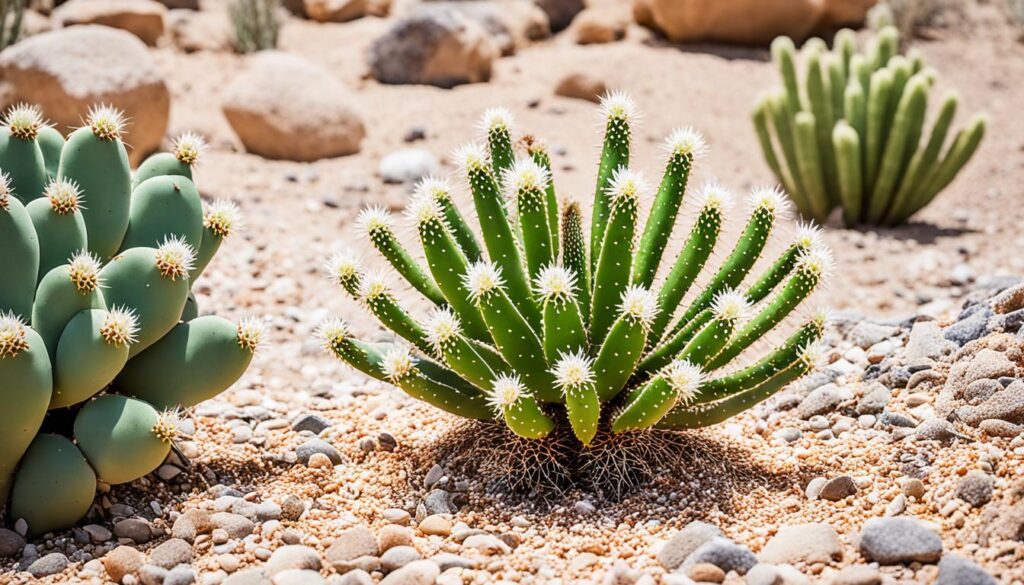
xmin=323 ymin=96 xmax=832 ymax=447
xmin=754 ymin=26 xmax=987 ymax=226
xmin=0 ymin=104 xmax=262 ymax=537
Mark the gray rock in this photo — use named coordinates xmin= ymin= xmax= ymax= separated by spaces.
xmin=430 ymin=553 xmax=475 ymax=571
xmin=979 ymin=418 xmax=1023 ymax=437
xmin=266 ymin=545 xmax=322 ymax=576
xmin=139 ymin=564 xmax=169 ymax=585
xmin=27 ymin=553 xmax=68 ymax=578
xmin=274 ymin=569 xmax=325 ymax=585
xmin=296 ymin=438 xmax=344 ymax=465
xmin=797 ymin=384 xmax=844 ymax=419
xmin=333 ymin=569 xmax=374 ymax=585
xmin=149 ymin=537 xmax=193 ymax=569
xmin=379 ymin=559 xmax=440 ymax=585
xmin=935 ymin=554 xmax=997 ymax=585
xmin=744 ymin=563 xmax=780 ymax=585
xmin=915 ymin=418 xmax=960 ymax=442
xmin=857 ymin=517 xmax=942 ymax=564
xmin=292 ymin=414 xmax=332 ymax=434
xmin=256 ymin=501 xmax=282 ymax=522
xmin=380 ymin=545 xmax=422 ymax=572
xmin=656 ymin=521 xmax=723 ymax=570
xmin=956 ymin=471 xmax=994 ymax=508
xmin=945 ymin=308 xmax=993 ymax=346
xmin=210 ymin=512 xmax=256 ymax=539
xmin=423 ymin=464 xmax=444 ymax=489
xmin=774 ymin=427 xmax=801 ymax=443
xmin=963 ymin=379 xmax=1002 ymax=404
xmin=879 ymin=410 xmax=918 ymax=428
xmin=164 ymin=566 xmax=197 ymax=585
xmin=379 ymin=149 xmax=439 ymax=184
xmin=281 ymin=495 xmax=306 ymax=521
xmin=114 ymin=517 xmax=154 ymax=543
xmin=947 ymin=351 xmax=1017 ymax=398
xmin=421 ymin=489 xmax=455 ymax=515
xmin=856 ymin=383 xmax=891 ymax=415
xmin=818 ymin=476 xmax=857 ymax=501
xmin=849 ymin=322 xmax=899 ymax=349
xmin=683 ymin=537 xmax=757 ymax=575
xmin=831 ymin=564 xmax=881 ymax=585
xmin=0 ymin=528 xmax=25 ymax=558
xmin=223 ymin=568 xmax=272 ymax=585
xmin=961 ymin=381 xmax=1024 ymax=426
xmin=886 ymin=494 xmax=907 ymax=517
xmin=904 ymin=321 xmax=955 ymax=365
xmin=758 ymin=523 xmax=842 ymax=564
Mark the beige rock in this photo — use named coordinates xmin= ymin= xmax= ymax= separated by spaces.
xmin=303 ymin=0 xmax=391 ymax=23
xmin=457 ymin=1 xmax=551 ymax=56
xmin=554 ymin=72 xmax=607 ymax=103
xmin=632 ymin=0 xmax=659 ymax=32
xmin=819 ymin=0 xmax=876 ymax=29
xmin=572 ymin=8 xmax=626 ymax=45
xmin=0 ymin=25 xmax=170 ymax=165
xmin=102 ymin=545 xmax=145 ymax=583
xmin=222 ymin=51 xmax=365 ymax=162
xmin=647 ymin=0 xmax=826 ymax=45
xmin=417 ymin=514 xmax=452 ymax=536
xmin=167 ymin=9 xmax=230 ymax=52
xmin=53 ymin=0 xmax=167 ymax=46
xmin=369 ymin=5 xmax=499 ymax=88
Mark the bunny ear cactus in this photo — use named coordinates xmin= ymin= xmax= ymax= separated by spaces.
xmin=754 ymin=26 xmax=987 ymax=226
xmin=0 ymin=103 xmax=261 ymax=537
xmin=323 ymin=95 xmax=832 ymax=450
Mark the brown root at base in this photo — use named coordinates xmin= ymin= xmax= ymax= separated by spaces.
xmin=422 ymin=410 xmax=801 ymax=504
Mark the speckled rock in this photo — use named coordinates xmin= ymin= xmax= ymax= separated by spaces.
xmin=103 ymin=545 xmax=146 ymax=583
xmin=149 ymin=538 xmax=193 ymax=569
xmin=858 ymin=517 xmax=942 ymax=564
xmin=831 ymin=564 xmax=881 ymax=585
xmin=657 ymin=521 xmax=723 ymax=570
xmin=956 ymin=472 xmax=994 ymax=508
xmin=936 ymin=554 xmax=998 ymax=585
xmin=266 ymin=545 xmax=322 ymax=576
xmin=379 ymin=559 xmax=440 ymax=585
xmin=818 ymin=476 xmax=857 ymax=501
xmin=683 ymin=537 xmax=757 ymax=575
xmin=27 ymin=553 xmax=68 ymax=578
xmin=758 ymin=523 xmax=842 ymax=564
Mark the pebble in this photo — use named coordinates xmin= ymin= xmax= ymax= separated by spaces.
xmin=291 ymin=414 xmax=333 ymax=435
xmin=904 ymin=321 xmax=955 ymax=365
xmin=775 ymin=427 xmax=801 ymax=443
xmin=378 ymin=560 xmax=440 ymax=585
xmin=683 ymin=537 xmax=757 ymax=575
xmin=858 ymin=517 xmax=942 ymax=564
xmin=574 ymin=500 xmax=597 ymax=515
xmin=878 ymin=411 xmax=918 ymax=428
xmin=103 ymin=545 xmax=146 ymax=582
xmin=150 ymin=538 xmax=193 ymax=569
xmin=758 ymin=523 xmax=842 ymax=564
xmin=944 ymin=308 xmax=993 ymax=346
xmin=382 ymin=509 xmax=411 ymax=526
xmin=326 ymin=526 xmax=379 ymax=565
xmin=818 ymin=475 xmax=857 ymax=501
xmin=27 ymin=552 xmax=69 ymax=578
xmin=380 ymin=545 xmax=421 ymax=571
xmin=463 ymin=533 xmax=511 ymax=555
xmin=797 ymin=384 xmax=845 ymax=419
xmin=140 ymin=564 xmax=169 ymax=585
xmin=421 ymin=489 xmax=455 ymax=515
xmin=423 ymin=464 xmax=444 ymax=489
xmin=885 ymin=494 xmax=907 ymax=516
xmin=657 ymin=521 xmax=723 ymax=571
xmin=831 ymin=564 xmax=881 ymax=585
xmin=808 ymin=415 xmax=829 ymax=430
xmin=903 ymin=478 xmax=926 ymax=499
xmin=308 ymin=453 xmax=333 ymax=468
xmin=266 ymin=545 xmax=322 ymax=576
xmin=915 ymin=418 xmax=960 ymax=442
xmin=979 ymin=418 xmax=1023 ymax=437
xmin=280 ymin=496 xmax=305 ymax=521
xmin=378 ymin=148 xmax=439 ymax=184
xmin=417 ymin=515 xmax=452 ymax=536
xmin=688 ymin=562 xmax=725 ymax=583
xmin=0 ymin=528 xmax=26 ymax=558
xmin=334 ymin=569 xmax=374 ymax=585
xmin=296 ymin=438 xmax=344 ymax=465
xmin=849 ymin=322 xmax=900 ymax=349
xmin=956 ymin=471 xmax=994 ymax=507
xmin=114 ymin=517 xmax=154 ymax=544
xmin=935 ymin=553 xmax=998 ymax=585
xmin=211 ymin=513 xmax=256 ymax=539
xmin=805 ymin=477 xmax=827 ymax=501
xmin=165 ymin=566 xmax=198 ymax=585
xmin=223 ymin=568 xmax=272 ymax=585
xmin=744 ymin=563 xmax=780 ymax=585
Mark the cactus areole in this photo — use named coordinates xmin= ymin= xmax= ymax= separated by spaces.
xmin=754 ymin=27 xmax=987 ymax=226
xmin=323 ymin=94 xmax=833 ymax=450
xmin=0 ymin=104 xmax=261 ymax=537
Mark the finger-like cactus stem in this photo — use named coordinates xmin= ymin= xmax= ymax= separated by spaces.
xmin=560 ymin=201 xmax=591 ymax=325
xmin=73 ymin=395 xmax=172 ymax=485
xmin=0 ymin=175 xmax=41 ymax=319
xmin=593 ymin=286 xmax=656 ymax=401
xmin=488 ymin=373 xmax=554 ymax=439
xmin=590 ymin=168 xmax=642 ymax=346
xmin=133 ymin=132 xmax=205 ymax=187
xmin=192 ymin=199 xmax=242 ymax=283
xmin=26 ymin=179 xmax=87 ymax=281
xmin=0 ymin=104 xmax=48 ymax=204
xmin=537 ymin=265 xmax=587 ymax=363
xmin=612 ymin=360 xmax=703 ymax=432
xmin=9 ymin=434 xmax=95 ymax=538
xmin=120 ymin=175 xmax=205 ymax=252
xmin=590 ymin=91 xmax=634 ymax=271
xmin=380 ymin=345 xmax=492 ymax=420
xmin=552 ymin=349 xmax=599 ymax=445
xmin=480 ymin=108 xmax=516 ymax=176
xmin=359 ymin=206 xmax=447 ymax=306
xmin=504 ymin=158 xmax=555 ymax=279
xmin=51 ymin=308 xmax=137 ymax=409
xmin=524 ymin=137 xmax=561 ymax=259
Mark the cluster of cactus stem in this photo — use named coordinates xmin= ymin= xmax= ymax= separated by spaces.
xmin=229 ymin=0 xmax=281 ymax=54
xmin=0 ymin=104 xmax=262 ymax=537
xmin=753 ymin=26 xmax=986 ymax=226
xmin=322 ymin=95 xmax=832 ymax=449
xmin=0 ymin=0 xmax=25 ymax=50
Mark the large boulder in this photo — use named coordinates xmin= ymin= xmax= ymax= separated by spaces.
xmin=167 ymin=9 xmax=231 ymax=53
xmin=0 ymin=25 xmax=170 ymax=165
xmin=369 ymin=5 xmax=499 ymax=88
xmin=819 ymin=0 xmax=876 ymax=29
xmin=222 ymin=52 xmax=365 ymax=161
xmin=52 ymin=0 xmax=167 ymax=46
xmin=303 ymin=0 xmax=391 ymax=23
xmin=452 ymin=1 xmax=550 ymax=56
xmin=644 ymin=0 xmax=825 ymax=45
xmin=533 ymin=0 xmax=583 ymax=31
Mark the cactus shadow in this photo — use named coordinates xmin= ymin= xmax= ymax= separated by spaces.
xmin=413 ymin=419 xmax=824 ymax=516
xmin=849 ymin=221 xmax=976 ymax=245
xmin=640 ymin=37 xmax=771 ymax=63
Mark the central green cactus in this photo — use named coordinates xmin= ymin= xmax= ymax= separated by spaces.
xmin=0 ymin=105 xmax=262 ymax=537
xmin=323 ymin=96 xmax=831 ymax=448
xmin=753 ymin=27 xmax=986 ymax=226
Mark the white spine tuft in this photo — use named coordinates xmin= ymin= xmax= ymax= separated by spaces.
xmin=799 ymin=342 xmax=827 ymax=369
xmin=452 ymin=142 xmax=489 ymax=174
xmin=358 ymin=269 xmax=392 ymax=301
xmin=172 ymin=131 xmax=207 ymax=166
xmin=605 ymin=168 xmax=648 ymax=203
xmin=356 ymin=205 xmax=394 ymax=236
xmin=599 ymin=90 xmax=638 ymax=122
xmin=237 ymin=317 xmax=266 ymax=352
xmin=406 ymin=191 xmax=445 ymax=226
xmin=478 ymin=107 xmax=515 ymax=134
xmin=502 ymin=158 xmax=550 ymax=199
xmin=317 ymin=318 xmax=350 ymax=353
xmin=488 ymin=373 xmax=529 ymax=412
xmin=0 ymin=311 xmax=29 ymax=357
xmin=67 ymin=250 xmax=103 ymax=292
xmin=664 ymin=127 xmax=708 ymax=160
xmin=619 ymin=285 xmax=659 ymax=326
xmin=325 ymin=249 xmax=362 ymax=284
xmin=100 ymin=306 xmax=139 ymax=347
xmin=551 ymin=349 xmax=596 ymax=392
xmin=535 ymin=265 xmax=577 ymax=302
xmin=414 ymin=176 xmax=454 ymax=203
xmin=793 ymin=221 xmax=824 ymax=251
xmin=381 ymin=346 xmax=415 ymax=382
xmin=155 ymin=236 xmax=196 ymax=280
xmin=748 ymin=186 xmax=790 ymax=217
xmin=710 ymin=289 xmax=751 ymax=323
xmin=203 ymin=199 xmax=242 ymax=238
xmin=796 ymin=245 xmax=834 ymax=281
xmin=462 ymin=261 xmax=505 ymax=302
xmin=86 ymin=104 xmax=126 ymax=140
xmin=660 ymin=360 xmax=705 ymax=406
xmin=695 ymin=180 xmax=735 ymax=212
xmin=424 ymin=306 xmax=462 ymax=352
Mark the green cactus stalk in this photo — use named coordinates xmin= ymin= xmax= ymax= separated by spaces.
xmin=73 ymin=395 xmax=173 ymax=485
xmin=133 ymin=132 xmax=205 ymax=187
xmin=32 ymin=252 xmax=107 ymax=361
xmin=322 ymin=97 xmax=831 ymax=448
xmin=120 ymin=175 xmax=205 ymax=252
xmin=51 ymin=308 xmax=137 ymax=408
xmin=481 ymin=108 xmax=516 ymax=177
xmin=358 ymin=206 xmax=447 ymax=306
xmin=756 ymin=26 xmax=986 ymax=225
xmin=58 ymin=105 xmax=132 ymax=259
xmin=37 ymin=126 xmax=64 ymax=182
xmin=192 ymin=200 xmax=242 ymax=283
xmin=416 ymin=177 xmax=483 ymax=262
xmin=524 ymin=138 xmax=561 ymax=260
xmin=9 ymin=434 xmax=96 ymax=538
xmin=0 ymin=104 xmax=48 ymax=204
xmin=25 ymin=180 xmax=87 ymax=282
xmin=0 ymin=174 xmax=40 ymax=319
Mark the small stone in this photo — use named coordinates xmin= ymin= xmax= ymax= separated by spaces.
xmin=818 ymin=476 xmax=857 ymax=501
xmin=886 ymin=494 xmax=907 ymax=516
xmin=403 ymin=127 xmax=426 ymax=142
xmin=103 ymin=545 xmax=146 ymax=583
xmin=377 ymin=525 xmax=413 ymax=552
xmin=292 ymin=414 xmax=332 ymax=434
xmin=423 ymin=464 xmax=444 ymax=489
xmin=333 ymin=569 xmax=374 ymax=585
xmin=797 ymin=384 xmax=844 ymax=419
xmin=687 ymin=562 xmax=725 ymax=583
xmin=266 ymin=545 xmax=322 ymax=576
xmin=774 ymin=427 xmax=801 ymax=443
xmin=857 ymin=383 xmax=891 ymax=415
xmin=377 ymin=433 xmax=398 ymax=451
xmin=430 ymin=553 xmax=475 ymax=571
xmin=961 ymin=381 xmax=1024 ymax=426
xmin=878 ymin=410 xmax=918 ymax=428
xmin=139 ymin=563 xmax=169 ymax=585
xmin=805 ymin=477 xmax=827 ymax=501
xmin=904 ymin=321 xmax=955 ymax=365
xmin=296 ymin=439 xmax=344 ymax=466
xmin=0 ymin=528 xmax=26 ymax=558
xmin=380 ymin=545 xmax=421 ymax=572
xmin=857 ymin=517 xmax=942 ymax=564
xmin=956 ymin=471 xmax=994 ymax=508
xmin=554 ymin=72 xmax=607 ymax=103
xmin=744 ymin=563 xmax=780 ymax=585
xmin=684 ymin=537 xmax=757 ymax=575
xmin=379 ymin=149 xmax=439 ymax=184
xmin=165 ymin=566 xmax=197 ymax=585
xmin=463 ymin=533 xmax=511 ymax=555
xmin=281 ymin=496 xmax=305 ymax=521
xmin=944 ymin=308 xmax=993 ymax=346
xmin=172 ymin=509 xmax=212 ymax=543
xmin=935 ymin=554 xmax=997 ymax=585
xmin=903 ymin=478 xmax=926 ymax=499
xmin=421 ymin=489 xmax=454 ymax=515
xmin=382 ymin=508 xmax=411 ymax=526
xmin=979 ymin=418 xmax=1023 ymax=437
xmin=758 ymin=523 xmax=842 ymax=564
xmin=114 ymin=518 xmax=153 ymax=543
xmin=307 ymin=453 xmax=333 ymax=468
xmin=657 ymin=521 xmax=723 ymax=570
xmin=210 ymin=513 xmax=256 ymax=539
xmin=831 ymin=565 xmax=881 ymax=585
xmin=273 ymin=569 xmax=324 ymax=585
xmin=417 ymin=515 xmax=452 ymax=536
xmin=256 ymin=502 xmax=282 ymax=522
xmin=149 ymin=538 xmax=193 ymax=569
xmin=964 ymin=379 xmax=1002 ymax=404
xmin=27 ymin=552 xmax=68 ymax=578
xmin=223 ymin=568 xmax=272 ymax=585
xmin=573 ymin=500 xmax=596 ymax=515
xmin=915 ymin=418 xmax=959 ymax=442
xmin=379 ymin=560 xmax=440 ymax=585
xmin=849 ymin=322 xmax=900 ymax=348
xmin=326 ymin=526 xmax=379 ymax=569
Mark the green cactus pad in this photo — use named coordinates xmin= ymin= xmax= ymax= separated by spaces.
xmin=32 ymin=260 xmax=107 ymax=361
xmin=116 ymin=315 xmax=261 ymax=409
xmin=37 ymin=126 xmax=65 ymax=181
xmin=74 ymin=395 xmax=172 ymax=485
xmin=0 ymin=320 xmax=52 ymax=508
xmin=120 ymin=175 xmax=205 ymax=252
xmin=133 ymin=133 xmax=203 ymax=188
xmin=51 ymin=309 xmax=135 ymax=409
xmin=0 ymin=106 xmax=48 ymax=204
xmin=25 ymin=181 xmax=88 ymax=282
xmin=9 ymin=434 xmax=96 ymax=538
xmin=182 ymin=292 xmax=199 ymax=321
xmin=0 ymin=191 xmax=40 ymax=319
